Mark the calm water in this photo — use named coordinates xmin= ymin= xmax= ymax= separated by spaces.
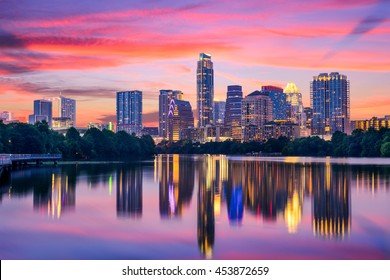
xmin=1 ymin=155 xmax=390 ymax=260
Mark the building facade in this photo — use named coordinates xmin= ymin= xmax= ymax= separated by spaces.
xmin=284 ymin=82 xmax=307 ymax=137
xmin=311 ymin=72 xmax=350 ymax=136
xmin=262 ymin=86 xmax=287 ymax=121
xmin=159 ymin=90 xmax=183 ymax=138
xmin=116 ymin=90 xmax=142 ymax=135
xmin=263 ymin=121 xmax=300 ymax=141
xmin=29 ymin=99 xmax=53 ymax=127
xmin=241 ymin=91 xmax=272 ymax=142
xmin=60 ymin=96 xmax=76 ymax=127
xmin=304 ymin=107 xmax=313 ymax=134
xmin=168 ymin=99 xmax=194 ymax=142
xmin=1 ymin=111 xmax=14 ymax=122
xmin=197 ymin=53 xmax=214 ymax=127
xmin=224 ymin=85 xmax=243 ymax=141
xmin=213 ymin=101 xmax=226 ymax=124
xmin=351 ymin=116 xmax=390 ymax=131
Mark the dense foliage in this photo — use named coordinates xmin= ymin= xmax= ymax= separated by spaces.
xmin=156 ymin=128 xmax=390 ymax=157
xmin=0 ymin=121 xmax=155 ymax=160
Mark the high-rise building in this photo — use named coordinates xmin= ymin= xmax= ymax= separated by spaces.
xmin=60 ymin=96 xmax=76 ymax=126
xmin=311 ymin=72 xmax=350 ymax=136
xmin=29 ymin=99 xmax=53 ymax=127
xmin=261 ymin=86 xmax=287 ymax=121
xmin=116 ymin=90 xmax=142 ymax=135
xmin=159 ymin=90 xmax=183 ymax=138
xmin=284 ymin=82 xmax=307 ymax=137
xmin=224 ymin=85 xmax=243 ymax=141
xmin=168 ymin=99 xmax=194 ymax=142
xmin=304 ymin=107 xmax=313 ymax=134
xmin=213 ymin=101 xmax=226 ymax=124
xmin=241 ymin=91 xmax=272 ymax=142
xmin=197 ymin=53 xmax=214 ymax=127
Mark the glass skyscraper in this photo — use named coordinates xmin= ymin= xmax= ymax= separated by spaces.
xmin=29 ymin=99 xmax=53 ymax=127
xmin=261 ymin=86 xmax=287 ymax=121
xmin=197 ymin=53 xmax=214 ymax=127
xmin=311 ymin=72 xmax=350 ymax=136
xmin=224 ymin=85 xmax=243 ymax=140
xmin=213 ymin=101 xmax=226 ymax=124
xmin=168 ymin=99 xmax=194 ymax=142
xmin=116 ymin=90 xmax=142 ymax=135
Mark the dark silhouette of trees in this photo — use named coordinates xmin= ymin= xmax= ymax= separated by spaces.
xmin=0 ymin=121 xmax=155 ymax=160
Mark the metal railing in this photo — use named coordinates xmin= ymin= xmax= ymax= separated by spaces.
xmin=0 ymin=154 xmax=62 ymax=162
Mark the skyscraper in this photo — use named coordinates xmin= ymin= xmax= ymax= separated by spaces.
xmin=213 ymin=101 xmax=226 ymax=124
xmin=261 ymin=86 xmax=287 ymax=121
xmin=241 ymin=91 xmax=272 ymax=141
xmin=284 ymin=82 xmax=307 ymax=137
xmin=60 ymin=96 xmax=76 ymax=126
xmin=168 ymin=98 xmax=194 ymax=142
xmin=159 ymin=90 xmax=183 ymax=138
xmin=224 ymin=85 xmax=243 ymax=140
xmin=29 ymin=99 xmax=53 ymax=127
xmin=311 ymin=72 xmax=350 ymax=136
xmin=197 ymin=53 xmax=214 ymax=127
xmin=116 ymin=90 xmax=142 ymax=135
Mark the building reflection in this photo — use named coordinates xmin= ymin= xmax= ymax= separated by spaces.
xmin=156 ymin=154 xmax=194 ymax=218
xmin=116 ymin=166 xmax=143 ymax=218
xmin=225 ymin=161 xmax=246 ymax=225
xmin=353 ymin=166 xmax=390 ymax=193
xmin=33 ymin=170 xmax=76 ymax=219
xmin=312 ymin=164 xmax=350 ymax=239
xmin=197 ymin=156 xmax=215 ymax=259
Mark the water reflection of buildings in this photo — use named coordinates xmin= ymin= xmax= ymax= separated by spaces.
xmin=116 ymin=167 xmax=142 ymax=218
xmin=156 ymin=155 xmax=194 ymax=218
xmin=312 ymin=164 xmax=350 ymax=239
xmin=33 ymin=171 xmax=76 ymax=219
xmin=197 ymin=156 xmax=215 ymax=259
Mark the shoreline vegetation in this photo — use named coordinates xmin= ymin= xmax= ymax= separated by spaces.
xmin=1 ymin=120 xmax=390 ymax=160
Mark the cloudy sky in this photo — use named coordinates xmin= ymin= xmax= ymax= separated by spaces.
xmin=0 ymin=0 xmax=389 ymax=126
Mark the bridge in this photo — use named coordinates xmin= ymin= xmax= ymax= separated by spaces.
xmin=0 ymin=154 xmax=62 ymax=175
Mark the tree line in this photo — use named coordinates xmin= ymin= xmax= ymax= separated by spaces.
xmin=0 ymin=121 xmax=155 ymax=160
xmin=1 ymin=120 xmax=389 ymax=158
xmin=156 ymin=128 xmax=390 ymax=157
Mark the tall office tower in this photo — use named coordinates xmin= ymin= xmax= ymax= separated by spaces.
xmin=29 ymin=99 xmax=53 ymax=127
xmin=196 ymin=53 xmax=214 ymax=127
xmin=224 ymin=85 xmax=243 ymax=140
xmin=261 ymin=86 xmax=287 ymax=121
xmin=304 ymin=107 xmax=313 ymax=134
xmin=213 ymin=101 xmax=226 ymax=124
xmin=168 ymin=98 xmax=194 ymax=142
xmin=116 ymin=90 xmax=142 ymax=135
xmin=241 ymin=91 xmax=272 ymax=142
xmin=284 ymin=82 xmax=307 ymax=137
xmin=60 ymin=96 xmax=76 ymax=126
xmin=159 ymin=90 xmax=183 ymax=138
xmin=311 ymin=72 xmax=350 ymax=136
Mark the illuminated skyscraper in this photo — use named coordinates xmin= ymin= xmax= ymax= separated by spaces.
xmin=60 ymin=96 xmax=76 ymax=126
xmin=168 ymin=99 xmax=194 ymax=142
xmin=241 ymin=91 xmax=272 ymax=141
xmin=159 ymin=90 xmax=183 ymax=138
xmin=261 ymin=86 xmax=287 ymax=121
xmin=197 ymin=53 xmax=214 ymax=127
xmin=224 ymin=85 xmax=243 ymax=140
xmin=116 ymin=90 xmax=142 ymax=135
xmin=311 ymin=72 xmax=350 ymax=136
xmin=213 ymin=101 xmax=226 ymax=124
xmin=284 ymin=82 xmax=307 ymax=137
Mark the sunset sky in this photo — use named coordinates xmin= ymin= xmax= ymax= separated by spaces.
xmin=0 ymin=0 xmax=389 ymax=127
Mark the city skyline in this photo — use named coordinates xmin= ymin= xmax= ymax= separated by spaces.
xmin=0 ymin=0 xmax=389 ymax=126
